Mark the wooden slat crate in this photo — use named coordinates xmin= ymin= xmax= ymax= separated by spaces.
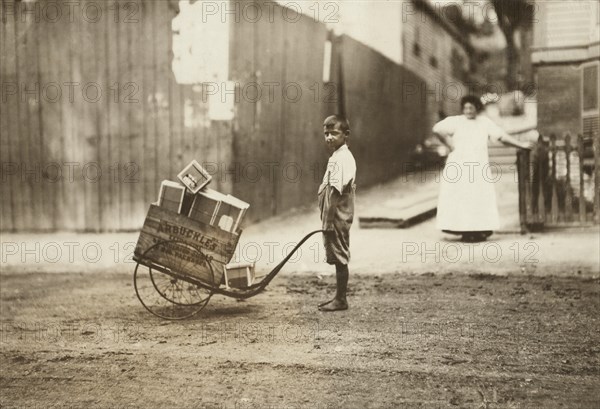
xmin=134 ymin=205 xmax=240 ymax=285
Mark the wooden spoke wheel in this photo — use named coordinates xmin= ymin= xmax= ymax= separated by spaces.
xmin=133 ymin=240 xmax=217 ymax=320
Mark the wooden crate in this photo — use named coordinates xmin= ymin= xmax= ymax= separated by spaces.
xmin=134 ymin=205 xmax=240 ymax=286
xmin=157 ymin=181 xmax=186 ymax=213
xmin=177 ymin=160 xmax=212 ymax=194
xmin=188 ymin=188 xmax=250 ymax=233
xmin=223 ymin=262 xmax=255 ymax=289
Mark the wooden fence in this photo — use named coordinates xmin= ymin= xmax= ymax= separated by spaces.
xmin=229 ymin=0 xmax=331 ymax=220
xmin=332 ymin=35 xmax=428 ymax=187
xmin=517 ymin=133 xmax=600 ymax=231
xmin=1 ymin=0 xmax=430 ymax=232
xmin=0 ymin=0 xmax=232 ymax=232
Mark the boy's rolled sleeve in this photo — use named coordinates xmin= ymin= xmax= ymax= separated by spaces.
xmin=327 ymin=153 xmax=356 ymax=194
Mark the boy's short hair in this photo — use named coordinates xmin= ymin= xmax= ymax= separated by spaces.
xmin=323 ymin=115 xmax=350 ymax=133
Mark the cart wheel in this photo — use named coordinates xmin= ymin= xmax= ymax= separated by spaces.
xmin=134 ymin=241 xmax=216 ymax=320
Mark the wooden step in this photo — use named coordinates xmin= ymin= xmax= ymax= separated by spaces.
xmin=359 ymin=195 xmax=438 ymax=229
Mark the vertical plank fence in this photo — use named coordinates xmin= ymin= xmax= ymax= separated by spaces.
xmin=1 ymin=0 xmax=432 ymax=231
xmin=517 ymin=133 xmax=599 ymax=231
xmin=0 ymin=0 xmax=216 ymax=231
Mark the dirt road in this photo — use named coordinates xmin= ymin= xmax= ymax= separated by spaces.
xmin=1 ymin=268 xmax=598 ymax=409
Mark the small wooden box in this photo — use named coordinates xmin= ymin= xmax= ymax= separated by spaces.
xmin=188 ymin=188 xmax=250 ymax=233
xmin=157 ymin=181 xmax=185 ymax=213
xmin=223 ymin=262 xmax=255 ymax=288
xmin=177 ymin=160 xmax=212 ymax=194
xmin=221 ymin=194 xmax=249 ymax=233
xmin=180 ymin=190 xmax=196 ymax=216
xmin=188 ymin=188 xmax=224 ymax=226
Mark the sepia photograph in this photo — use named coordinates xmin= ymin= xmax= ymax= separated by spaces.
xmin=1 ymin=0 xmax=599 ymax=408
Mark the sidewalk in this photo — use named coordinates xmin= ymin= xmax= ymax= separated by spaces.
xmin=238 ymin=171 xmax=598 ymax=277
xmin=1 ymin=171 xmax=598 ymax=277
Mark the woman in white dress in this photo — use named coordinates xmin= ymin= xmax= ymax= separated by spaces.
xmin=432 ymin=95 xmax=532 ymax=242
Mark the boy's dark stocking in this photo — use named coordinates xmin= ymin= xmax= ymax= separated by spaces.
xmin=319 ymin=263 xmax=349 ymax=311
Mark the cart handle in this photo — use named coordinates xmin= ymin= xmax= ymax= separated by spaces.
xmin=212 ymin=229 xmax=325 ymax=299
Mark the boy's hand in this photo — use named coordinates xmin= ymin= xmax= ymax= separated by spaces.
xmin=323 ymin=187 xmax=341 ymax=231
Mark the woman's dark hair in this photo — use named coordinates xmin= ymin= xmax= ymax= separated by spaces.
xmin=460 ymin=95 xmax=484 ymax=112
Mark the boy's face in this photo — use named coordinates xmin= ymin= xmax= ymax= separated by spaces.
xmin=323 ymin=122 xmax=348 ymax=152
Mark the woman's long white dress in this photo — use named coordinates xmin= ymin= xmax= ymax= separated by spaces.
xmin=433 ymin=114 xmax=505 ymax=231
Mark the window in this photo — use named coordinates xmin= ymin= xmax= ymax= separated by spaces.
xmin=451 ymin=48 xmax=465 ymax=80
xmin=413 ymin=26 xmax=421 ymax=57
xmin=323 ymin=40 xmax=332 ymax=83
xmin=413 ymin=43 xmax=421 ymax=57
xmin=582 ymin=62 xmax=599 ymax=139
xmin=582 ymin=64 xmax=598 ymax=111
xmin=430 ymin=30 xmax=438 ymax=68
xmin=429 ymin=56 xmax=438 ymax=68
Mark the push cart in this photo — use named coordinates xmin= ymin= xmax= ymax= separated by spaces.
xmin=133 ymin=205 xmax=322 ymax=320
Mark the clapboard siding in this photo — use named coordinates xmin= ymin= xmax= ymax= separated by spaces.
xmin=534 ymin=2 xmax=596 ymax=49
xmin=402 ymin=9 xmax=470 ymax=132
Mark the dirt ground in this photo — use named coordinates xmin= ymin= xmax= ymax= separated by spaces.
xmin=1 ymin=267 xmax=598 ymax=409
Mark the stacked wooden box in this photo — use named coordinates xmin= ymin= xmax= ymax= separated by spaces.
xmin=156 ymin=160 xmax=250 ymax=235
xmin=153 ymin=160 xmax=254 ymax=288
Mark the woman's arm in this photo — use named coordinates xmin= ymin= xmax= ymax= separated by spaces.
xmin=432 ymin=117 xmax=455 ymax=151
xmin=498 ymin=133 xmax=534 ymax=150
xmin=485 ymin=116 xmax=533 ymax=150
xmin=432 ymin=131 xmax=454 ymax=151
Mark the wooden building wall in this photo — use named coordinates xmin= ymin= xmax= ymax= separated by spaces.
xmin=532 ymin=1 xmax=596 ymax=50
xmin=229 ymin=1 xmax=330 ymax=223
xmin=336 ymin=35 xmax=428 ymax=187
xmin=0 ymin=0 xmax=230 ymax=232
xmin=536 ymin=65 xmax=582 ymax=138
xmin=1 ymin=0 xmax=429 ymax=231
xmin=532 ymin=1 xmax=599 ymax=140
xmin=401 ymin=3 xmax=470 ymax=132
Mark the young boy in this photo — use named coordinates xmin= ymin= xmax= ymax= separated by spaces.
xmin=317 ymin=115 xmax=356 ymax=312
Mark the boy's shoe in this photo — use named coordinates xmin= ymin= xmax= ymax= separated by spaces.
xmin=318 ymin=299 xmax=348 ymax=311
xmin=318 ymin=298 xmax=335 ymax=308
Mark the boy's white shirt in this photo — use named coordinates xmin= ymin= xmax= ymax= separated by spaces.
xmin=319 ymin=144 xmax=356 ymax=194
